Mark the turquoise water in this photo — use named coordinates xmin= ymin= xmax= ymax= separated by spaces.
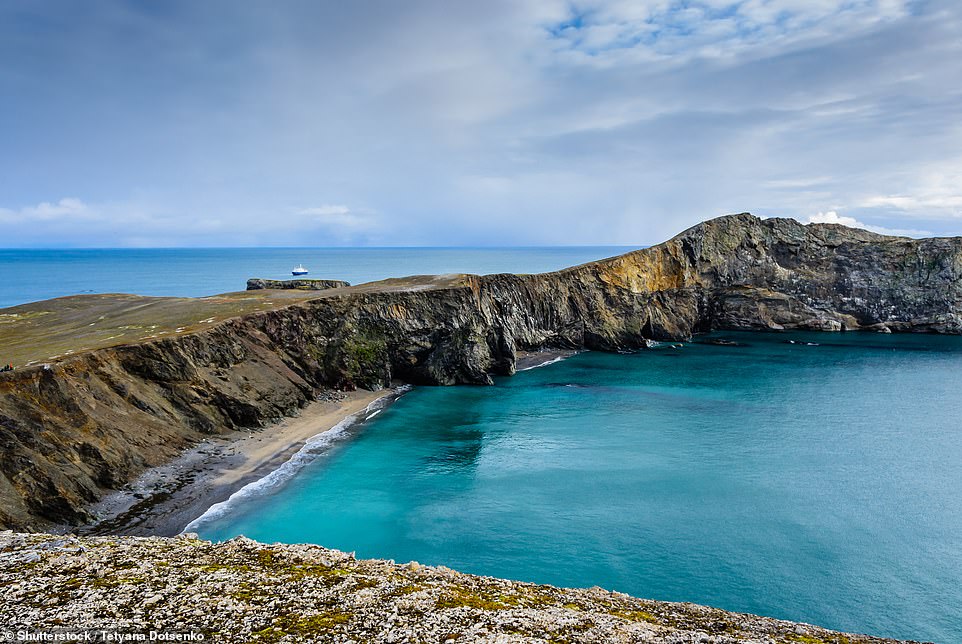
xmin=196 ymin=332 xmax=962 ymax=642
xmin=0 ymin=247 xmax=631 ymax=309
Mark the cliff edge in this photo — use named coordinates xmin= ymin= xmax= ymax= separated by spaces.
xmin=0 ymin=532 xmax=918 ymax=643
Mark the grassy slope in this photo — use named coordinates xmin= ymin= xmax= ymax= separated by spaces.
xmin=0 ymin=275 xmax=464 ymax=368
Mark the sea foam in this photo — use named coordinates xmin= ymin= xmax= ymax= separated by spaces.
xmin=517 ymin=355 xmax=569 ymax=371
xmin=184 ymin=385 xmax=411 ymax=532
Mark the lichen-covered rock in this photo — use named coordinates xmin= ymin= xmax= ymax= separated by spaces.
xmin=0 ymin=532 xmax=919 ymax=643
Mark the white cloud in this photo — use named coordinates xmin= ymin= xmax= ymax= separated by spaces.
xmin=297 ymin=204 xmax=351 ymax=217
xmin=0 ymin=197 xmax=93 ymax=223
xmin=294 ymin=205 xmax=380 ymax=241
xmin=858 ymin=167 xmax=962 ymax=216
xmin=860 ymin=194 xmax=962 ymax=212
xmin=2 ymin=1 xmax=961 ymax=246
xmin=804 ymin=210 xmax=931 ymax=237
xmin=542 ymin=0 xmax=912 ymax=63
xmin=764 ymin=177 xmax=834 ymax=190
xmin=0 ymin=198 xmax=385 ymax=246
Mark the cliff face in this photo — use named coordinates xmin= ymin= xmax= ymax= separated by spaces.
xmin=481 ymin=214 xmax=962 ymax=350
xmin=1 ymin=213 xmax=961 ymax=530
xmin=246 ymin=278 xmax=351 ymax=290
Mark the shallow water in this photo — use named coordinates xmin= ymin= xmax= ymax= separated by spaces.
xmin=195 ymin=332 xmax=962 ymax=642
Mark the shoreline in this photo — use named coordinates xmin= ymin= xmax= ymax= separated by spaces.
xmin=74 ymin=351 xmax=579 ymax=539
xmin=74 ymin=350 xmax=580 ymax=540
xmin=515 ymin=347 xmax=582 ymax=370
xmin=80 ymin=387 xmax=404 ymax=537
xmin=73 ymin=351 xmax=581 ymax=538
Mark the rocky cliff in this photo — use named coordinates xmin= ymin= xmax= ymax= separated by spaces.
xmin=1 ymin=213 xmax=961 ymax=530
xmin=246 ymin=278 xmax=351 ymax=291
xmin=0 ymin=531 xmax=915 ymax=643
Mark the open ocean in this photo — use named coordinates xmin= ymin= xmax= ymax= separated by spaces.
xmin=193 ymin=332 xmax=962 ymax=643
xmin=0 ymin=247 xmax=633 ymax=309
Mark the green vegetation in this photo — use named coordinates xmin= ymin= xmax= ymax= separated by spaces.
xmin=435 ymin=585 xmax=560 ymax=612
xmin=349 ymin=337 xmax=383 ymax=363
xmin=391 ymin=583 xmax=422 ymax=595
xmin=786 ymin=635 xmax=852 ymax=644
xmin=337 ymin=332 xmax=388 ymax=386
xmin=0 ymin=310 xmax=51 ymax=324
xmin=202 ymin=550 xmax=352 ymax=585
xmin=0 ymin=290 xmax=323 ymax=367
xmin=251 ymin=611 xmax=353 ymax=642
xmin=436 ymin=586 xmax=520 ymax=611
xmin=609 ymin=608 xmax=660 ymax=624
xmin=255 ymin=548 xmax=277 ymax=566
xmin=230 ymin=586 xmax=256 ymax=603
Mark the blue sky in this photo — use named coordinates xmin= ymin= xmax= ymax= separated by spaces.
xmin=1 ymin=0 xmax=961 ymax=247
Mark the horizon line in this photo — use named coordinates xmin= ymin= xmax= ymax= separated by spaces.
xmin=0 ymin=244 xmax=649 ymax=251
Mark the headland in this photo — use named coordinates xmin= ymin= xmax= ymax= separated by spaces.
xmin=1 ymin=212 xmax=957 ymax=642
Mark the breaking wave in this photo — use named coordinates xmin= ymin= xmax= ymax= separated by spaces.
xmin=184 ymin=385 xmax=412 ymax=532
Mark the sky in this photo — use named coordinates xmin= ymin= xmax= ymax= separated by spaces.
xmin=1 ymin=0 xmax=961 ymax=247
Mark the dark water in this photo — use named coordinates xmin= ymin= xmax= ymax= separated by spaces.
xmin=195 ymin=331 xmax=962 ymax=643
xmin=0 ymin=246 xmax=632 ymax=309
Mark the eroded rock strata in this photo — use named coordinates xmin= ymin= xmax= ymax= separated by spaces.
xmin=0 ymin=532 xmax=916 ymax=643
xmin=1 ymin=213 xmax=961 ymax=531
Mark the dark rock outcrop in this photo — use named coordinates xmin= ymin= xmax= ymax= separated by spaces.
xmin=1 ymin=213 xmax=961 ymax=530
xmin=246 ymin=278 xmax=351 ymax=291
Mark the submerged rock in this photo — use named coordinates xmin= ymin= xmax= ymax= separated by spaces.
xmin=699 ymin=338 xmax=744 ymax=346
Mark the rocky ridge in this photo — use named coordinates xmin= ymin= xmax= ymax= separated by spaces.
xmin=246 ymin=279 xmax=351 ymax=291
xmin=1 ymin=213 xmax=961 ymax=531
xmin=0 ymin=531 xmax=918 ymax=643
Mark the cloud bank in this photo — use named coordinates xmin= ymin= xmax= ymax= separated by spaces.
xmin=0 ymin=0 xmax=960 ymax=246
xmin=804 ymin=211 xmax=932 ymax=237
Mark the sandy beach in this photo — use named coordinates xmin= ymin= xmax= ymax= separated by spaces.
xmin=75 ymin=353 xmax=577 ymax=539
xmin=72 ymin=352 xmax=580 ymax=538
xmin=80 ymin=387 xmax=401 ymax=537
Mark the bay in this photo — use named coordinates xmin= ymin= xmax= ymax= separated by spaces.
xmin=196 ymin=332 xmax=962 ymax=643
